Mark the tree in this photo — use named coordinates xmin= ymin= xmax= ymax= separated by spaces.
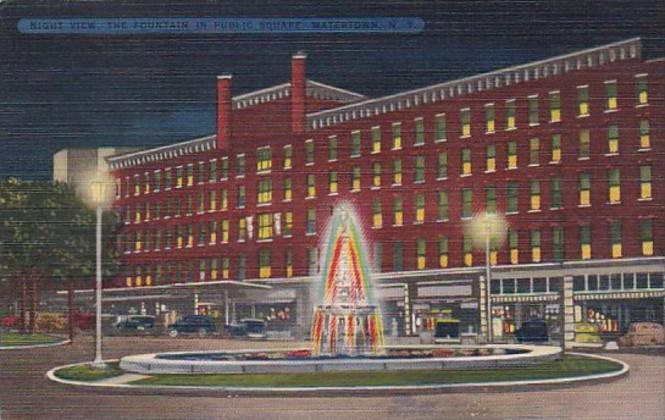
xmin=0 ymin=178 xmax=120 ymax=335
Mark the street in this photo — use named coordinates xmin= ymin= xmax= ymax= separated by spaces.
xmin=1 ymin=336 xmax=664 ymax=419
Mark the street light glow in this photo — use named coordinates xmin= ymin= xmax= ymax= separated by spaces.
xmin=466 ymin=212 xmax=507 ymax=249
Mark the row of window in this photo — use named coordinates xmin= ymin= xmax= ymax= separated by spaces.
xmin=118 ymin=74 xmax=651 ymax=199
xmin=490 ymin=271 xmax=664 ymax=295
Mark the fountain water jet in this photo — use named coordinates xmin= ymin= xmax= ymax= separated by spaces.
xmin=310 ymin=205 xmax=384 ymax=356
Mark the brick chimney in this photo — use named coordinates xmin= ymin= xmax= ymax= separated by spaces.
xmin=291 ymin=51 xmax=307 ymax=134
xmin=216 ymin=74 xmax=232 ymax=149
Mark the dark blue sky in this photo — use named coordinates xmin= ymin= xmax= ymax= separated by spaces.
xmin=1 ymin=0 xmax=663 ymax=180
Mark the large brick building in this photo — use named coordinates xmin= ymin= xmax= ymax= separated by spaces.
xmin=105 ymin=38 xmax=664 ymax=344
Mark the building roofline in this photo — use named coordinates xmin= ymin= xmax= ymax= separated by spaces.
xmin=306 ymin=37 xmax=642 ymax=130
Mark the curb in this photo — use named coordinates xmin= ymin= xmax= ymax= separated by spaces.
xmin=46 ymin=352 xmax=629 ymax=396
xmin=0 ymin=338 xmax=71 ymax=350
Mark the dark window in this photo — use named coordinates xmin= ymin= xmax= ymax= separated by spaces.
xmin=502 ymin=279 xmax=515 ymax=294
xmin=533 ymin=278 xmax=546 ymax=293
xmin=624 ymin=273 xmax=635 ymax=289
xmin=549 ymin=277 xmax=562 ymax=293
xmin=611 ymin=274 xmax=622 ymax=290
xmin=517 ymin=278 xmax=530 ymax=294
xmin=650 ymin=273 xmax=663 ymax=289
xmin=573 ymin=276 xmax=586 ymax=291
xmin=636 ymin=273 xmax=649 ymax=289
xmin=599 ymin=275 xmax=609 ymax=291
xmin=491 ymin=279 xmax=501 ymax=294
xmin=587 ymin=275 xmax=598 ymax=291
xmin=393 ymin=241 xmax=403 ymax=272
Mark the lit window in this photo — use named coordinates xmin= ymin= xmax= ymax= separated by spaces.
xmin=176 ymin=167 xmax=184 ymax=188
xmin=197 ymin=191 xmax=205 ymax=212
xmin=329 ymin=136 xmax=338 ymax=161
xmin=551 ymin=134 xmax=561 ymax=163
xmin=552 ymin=226 xmax=564 ymax=262
xmin=186 ymin=195 xmax=193 ymax=215
xmin=528 ymin=96 xmax=539 ymax=125
xmin=259 ymin=249 xmax=271 ymax=279
xmin=461 ymin=148 xmax=472 ymax=175
xmin=305 ymin=139 xmax=314 ymax=165
xmin=605 ymin=81 xmax=618 ymax=110
xmin=549 ymin=91 xmax=561 ymax=122
xmin=438 ymin=191 xmax=448 ymax=221
xmin=414 ymin=117 xmax=425 ymax=145
xmin=610 ymin=220 xmax=622 ymax=258
xmin=530 ymin=180 xmax=541 ymax=211
xmin=197 ymin=222 xmax=206 ymax=246
xmin=607 ymin=125 xmax=619 ymax=154
xmin=236 ymin=154 xmax=245 ymax=177
xmin=351 ymin=131 xmax=361 ymax=157
xmin=489 ymin=237 xmax=498 ymax=266
xmin=579 ymin=173 xmax=591 ymax=206
xmin=284 ymin=212 xmax=293 ymax=237
xmin=508 ymin=229 xmax=519 ymax=264
xmin=641 ymin=219 xmax=654 ymax=256
xmin=197 ymin=162 xmax=205 ymax=185
xmin=461 ymin=188 xmax=473 ymax=218
xmin=256 ymin=146 xmax=272 ymax=172
xmin=209 ymin=221 xmax=217 ymax=244
xmin=393 ymin=159 xmax=402 ymax=185
xmin=529 ymin=138 xmax=540 ymax=165
xmin=415 ymin=156 xmax=425 ymax=183
xmin=506 ymin=100 xmax=516 ymax=129
xmin=257 ymin=179 xmax=272 ymax=205
xmin=371 ymin=127 xmax=381 ymax=153
xmin=416 ymin=239 xmax=426 ymax=270
xmin=608 ymin=169 xmax=621 ymax=204
xmin=134 ymin=205 xmax=141 ymax=223
xmin=220 ymin=188 xmax=228 ymax=210
xmin=485 ymin=104 xmax=495 ymax=133
xmin=507 ymin=182 xmax=518 ymax=213
xmin=640 ymin=166 xmax=652 ymax=200
xmin=463 ymin=235 xmax=473 ymax=267
xmin=285 ymin=248 xmax=294 ymax=278
xmin=283 ymin=145 xmax=292 ymax=169
xmin=237 ymin=218 xmax=246 ymax=242
xmin=208 ymin=190 xmax=217 ymax=211
xmin=220 ymin=157 xmax=229 ymax=179
xmin=635 ymin=75 xmax=648 ymax=105
xmin=392 ymin=122 xmax=402 ymax=150
xmin=485 ymin=145 xmax=496 ymax=172
xmin=306 ymin=174 xmax=316 ymax=198
xmin=306 ymin=208 xmax=316 ymax=235
xmin=186 ymin=164 xmax=194 ymax=186
xmin=372 ymin=162 xmax=381 ymax=188
xmin=415 ymin=193 xmax=425 ymax=223
xmin=135 ymin=231 xmax=142 ymax=252
xmin=579 ymin=225 xmax=591 ymax=260
xmin=351 ymin=167 xmax=361 ymax=191
xmin=438 ymin=237 xmax=448 ymax=268
xmin=153 ymin=171 xmax=161 ymax=192
xmin=485 ymin=186 xmax=496 ymax=214
xmin=578 ymin=129 xmax=590 ymax=159
xmin=435 ymin=113 xmax=447 ymax=141
xmin=164 ymin=170 xmax=172 ymax=190
xmin=258 ymin=213 xmax=273 ymax=240
xmin=507 ymin=142 xmax=517 ymax=169
xmin=639 ymin=120 xmax=650 ymax=149
xmin=329 ymin=171 xmax=338 ymax=194
xmin=577 ymin=86 xmax=589 ymax=116
xmin=221 ymin=257 xmax=230 ymax=279
xmin=530 ymin=229 xmax=541 ymax=262
xmin=144 ymin=172 xmax=150 ymax=194
xmin=210 ymin=258 xmax=218 ymax=280
xmin=393 ymin=196 xmax=403 ymax=226
xmin=372 ymin=199 xmax=382 ymax=228
xmin=186 ymin=225 xmax=193 ymax=248
xmin=236 ymin=186 xmax=245 ymax=208
xmin=460 ymin=108 xmax=471 ymax=137
xmin=551 ymin=177 xmax=563 ymax=209
xmin=437 ymin=152 xmax=448 ymax=179
xmin=283 ymin=177 xmax=292 ymax=201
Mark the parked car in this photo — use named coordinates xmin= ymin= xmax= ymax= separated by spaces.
xmin=225 ymin=318 xmax=267 ymax=339
xmin=168 ymin=315 xmax=216 ymax=337
xmin=515 ymin=319 xmax=549 ymax=343
xmin=115 ymin=315 xmax=155 ymax=334
xmin=618 ymin=322 xmax=665 ymax=347
xmin=574 ymin=322 xmax=602 ymax=345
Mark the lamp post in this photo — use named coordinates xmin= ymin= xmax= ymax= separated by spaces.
xmin=90 ymin=178 xmax=106 ymax=369
xmin=484 ymin=220 xmax=493 ymax=343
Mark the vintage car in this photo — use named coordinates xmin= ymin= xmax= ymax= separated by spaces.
xmin=618 ymin=322 xmax=665 ymax=347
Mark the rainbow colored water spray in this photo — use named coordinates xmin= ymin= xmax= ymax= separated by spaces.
xmin=311 ymin=205 xmax=385 ymax=356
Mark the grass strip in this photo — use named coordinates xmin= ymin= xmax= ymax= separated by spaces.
xmin=0 ymin=332 xmax=64 ymax=347
xmin=54 ymin=362 xmax=124 ymax=382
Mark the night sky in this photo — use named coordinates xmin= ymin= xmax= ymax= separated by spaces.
xmin=1 ymin=0 xmax=663 ymax=180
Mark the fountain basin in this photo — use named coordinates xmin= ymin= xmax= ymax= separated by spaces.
xmin=119 ymin=344 xmax=561 ymax=375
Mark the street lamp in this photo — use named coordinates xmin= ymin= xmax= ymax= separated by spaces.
xmin=467 ymin=213 xmax=506 ymax=343
xmin=90 ymin=176 xmax=107 ymax=369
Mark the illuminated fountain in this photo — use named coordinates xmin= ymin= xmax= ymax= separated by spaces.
xmin=310 ymin=206 xmax=384 ymax=356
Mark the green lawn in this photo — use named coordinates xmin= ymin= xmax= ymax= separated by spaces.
xmin=132 ymin=355 xmax=622 ymax=388
xmin=0 ymin=332 xmax=64 ymax=347
xmin=54 ymin=362 xmax=124 ymax=382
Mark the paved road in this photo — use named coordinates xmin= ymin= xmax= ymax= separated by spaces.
xmin=1 ymin=336 xmax=663 ymax=420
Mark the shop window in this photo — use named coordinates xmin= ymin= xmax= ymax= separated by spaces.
xmin=641 ymin=219 xmax=654 ymax=256
xmin=415 ymin=193 xmax=425 ymax=223
xmin=306 ymin=208 xmax=316 ymax=235
xmin=283 ymin=177 xmax=292 ymax=201
xmin=392 ymin=123 xmax=402 ymax=150
xmin=607 ymin=124 xmax=619 ymax=154
xmin=438 ymin=191 xmax=449 ymax=221
xmin=529 ymin=180 xmax=541 ymax=211
xmin=580 ymin=225 xmax=591 ymax=260
xmin=507 ymin=142 xmax=517 ymax=169
xmin=351 ymin=167 xmax=361 ymax=191
xmin=461 ymin=188 xmax=473 ymax=219
xmin=283 ymin=145 xmax=293 ymax=169
xmin=371 ymin=127 xmax=381 ymax=153
xmin=639 ymin=120 xmax=650 ymax=149
xmin=485 ymin=104 xmax=495 ymax=133
xmin=528 ymin=96 xmax=539 ymax=125
xmin=329 ymin=171 xmax=338 ymax=194
xmin=551 ymin=134 xmax=561 ymax=163
xmin=577 ymin=85 xmax=589 ymax=116
xmin=258 ymin=213 xmax=273 ymax=240
xmin=414 ymin=117 xmax=425 ymax=145
xmin=351 ymin=130 xmax=361 ymax=157
xmin=416 ymin=239 xmax=426 ymax=270
xmin=438 ymin=237 xmax=448 ymax=268
xmin=372 ymin=162 xmax=381 ymax=188
xmin=460 ymin=108 xmax=471 ymax=137
xmin=236 ymin=154 xmax=245 ymax=177
xmin=608 ymin=169 xmax=621 ymax=204
xmin=415 ymin=156 xmax=425 ymax=183
xmin=551 ymin=177 xmax=563 ymax=209
xmin=640 ymin=166 xmax=652 ymax=200
xmin=605 ymin=81 xmax=618 ymax=110
xmin=463 ymin=234 xmax=473 ymax=267
xmin=256 ymin=146 xmax=272 ymax=172
xmin=393 ymin=241 xmax=403 ymax=271
xmin=529 ymin=138 xmax=540 ymax=165
xmin=610 ymin=220 xmax=622 ymax=258
xmin=485 ymin=145 xmax=496 ymax=172
xmin=372 ymin=199 xmax=382 ymax=228
xmin=435 ymin=113 xmax=447 ymax=141
xmin=549 ymin=91 xmax=561 ymax=122
xmin=505 ymin=100 xmax=516 ymax=129
xmin=635 ymin=75 xmax=648 ymax=105
xmin=530 ymin=229 xmax=541 ymax=262
xmin=329 ymin=136 xmax=338 ymax=161
xmin=438 ymin=152 xmax=448 ymax=179
xmin=486 ymin=186 xmax=496 ymax=214
xmin=579 ymin=173 xmax=591 ymax=206
xmin=259 ymin=249 xmax=271 ymax=279
xmin=507 ymin=182 xmax=519 ymax=214
xmin=393 ymin=196 xmax=403 ymax=226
